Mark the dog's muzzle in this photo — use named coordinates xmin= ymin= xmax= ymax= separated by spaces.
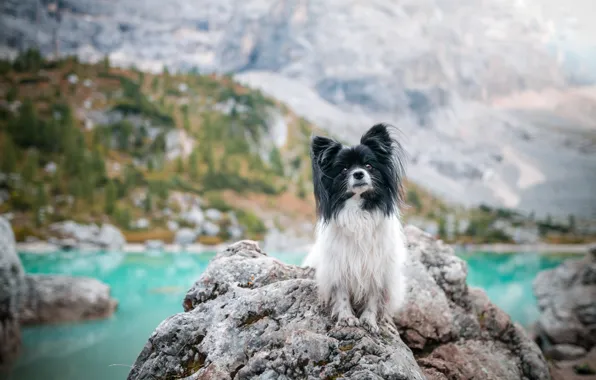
xmin=348 ymin=169 xmax=372 ymax=193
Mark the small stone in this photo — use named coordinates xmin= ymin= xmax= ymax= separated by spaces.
xmin=546 ymin=344 xmax=587 ymax=361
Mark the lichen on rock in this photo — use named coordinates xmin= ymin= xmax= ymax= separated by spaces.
xmin=128 ymin=226 xmax=550 ymax=380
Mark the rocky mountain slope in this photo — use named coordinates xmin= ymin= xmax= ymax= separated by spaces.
xmin=0 ymin=52 xmax=322 ymax=248
xmin=2 ymin=0 xmax=595 ymax=219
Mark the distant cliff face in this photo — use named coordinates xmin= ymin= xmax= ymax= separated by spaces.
xmin=2 ymin=0 xmax=596 ymax=218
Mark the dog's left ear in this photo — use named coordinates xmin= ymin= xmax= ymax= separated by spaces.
xmin=311 ymin=135 xmax=341 ymax=166
xmin=360 ymin=123 xmax=393 ymax=155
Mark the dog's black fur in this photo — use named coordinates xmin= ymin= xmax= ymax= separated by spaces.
xmin=310 ymin=123 xmax=407 ymax=223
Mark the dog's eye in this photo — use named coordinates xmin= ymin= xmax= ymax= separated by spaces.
xmin=365 ymin=164 xmax=373 ymax=170
xmin=342 ymin=168 xmax=348 ymax=173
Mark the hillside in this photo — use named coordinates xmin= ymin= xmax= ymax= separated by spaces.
xmin=3 ymin=0 xmax=595 ymax=219
xmin=0 ymin=50 xmax=322 ymax=246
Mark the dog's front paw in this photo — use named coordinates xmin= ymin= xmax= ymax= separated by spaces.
xmin=359 ymin=314 xmax=380 ymax=334
xmin=336 ymin=314 xmax=360 ymax=328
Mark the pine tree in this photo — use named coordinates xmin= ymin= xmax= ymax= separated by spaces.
xmin=105 ymin=180 xmax=117 ymax=215
xmin=438 ymin=216 xmax=447 ymax=239
xmin=144 ymin=192 xmax=152 ymax=213
xmin=151 ymin=76 xmax=159 ymax=92
xmin=568 ymin=214 xmax=576 ymax=232
xmin=269 ymin=147 xmax=285 ymax=176
xmin=407 ymin=189 xmax=422 ymax=211
xmin=70 ymin=178 xmax=83 ymax=200
xmin=34 ymin=183 xmax=48 ymax=226
xmin=22 ymin=150 xmax=39 ymax=182
xmin=10 ymin=98 xmax=38 ymax=148
xmin=188 ymin=150 xmax=199 ymax=180
xmin=102 ymin=55 xmax=110 ymax=73
xmin=1 ymin=137 xmax=17 ymax=173
xmin=176 ymin=156 xmax=184 ymax=173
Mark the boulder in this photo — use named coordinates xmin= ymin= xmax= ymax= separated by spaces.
xmin=145 ymin=240 xmax=165 ymax=251
xmin=205 ymin=209 xmax=223 ymax=222
xmin=19 ymin=275 xmax=118 ymax=325
xmin=182 ymin=207 xmax=205 ymax=227
xmin=201 ymin=221 xmax=220 ymax=237
xmin=48 ymin=221 xmax=126 ymax=251
xmin=175 ymin=228 xmax=197 ymax=245
xmin=127 ymin=226 xmax=550 ymax=380
xmin=94 ymin=224 xmax=126 ymax=251
xmin=0 ymin=217 xmax=25 ymax=370
xmin=533 ymin=245 xmax=596 ymax=359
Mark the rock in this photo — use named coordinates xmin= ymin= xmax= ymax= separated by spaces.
xmin=167 ymin=220 xmax=179 ymax=232
xmin=201 ymin=221 xmax=220 ymax=237
xmin=19 ymin=275 xmax=118 ymax=325
xmin=127 ymin=227 xmax=550 ymax=380
xmin=134 ymin=218 xmax=150 ymax=229
xmin=94 ymin=224 xmax=126 ymax=251
xmin=181 ymin=207 xmax=204 ymax=227
xmin=545 ymin=344 xmax=588 ymax=361
xmin=67 ymin=73 xmax=78 ymax=84
xmin=145 ymin=240 xmax=165 ymax=251
xmin=533 ymin=249 xmax=596 ymax=357
xmin=49 ymin=221 xmax=126 ymax=251
xmin=43 ymin=161 xmax=57 ymax=174
xmin=175 ymin=228 xmax=197 ymax=245
xmin=227 ymin=225 xmax=243 ymax=240
xmin=51 ymin=221 xmax=100 ymax=242
xmin=0 ymin=217 xmax=25 ymax=370
xmin=205 ymin=208 xmax=223 ymax=222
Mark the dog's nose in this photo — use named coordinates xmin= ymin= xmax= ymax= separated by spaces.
xmin=353 ymin=170 xmax=364 ymax=180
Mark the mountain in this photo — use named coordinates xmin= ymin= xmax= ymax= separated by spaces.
xmin=0 ymin=51 xmax=322 ymax=246
xmin=2 ymin=0 xmax=595 ymax=220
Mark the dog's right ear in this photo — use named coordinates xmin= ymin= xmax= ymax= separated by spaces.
xmin=310 ymin=136 xmax=340 ymax=166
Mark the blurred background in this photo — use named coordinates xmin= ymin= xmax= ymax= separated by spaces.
xmin=0 ymin=0 xmax=595 ymax=379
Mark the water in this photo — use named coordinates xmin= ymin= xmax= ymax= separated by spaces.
xmin=9 ymin=250 xmax=573 ymax=380
xmin=462 ymin=252 xmax=572 ymax=326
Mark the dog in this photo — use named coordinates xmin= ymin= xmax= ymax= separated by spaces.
xmin=302 ymin=123 xmax=408 ymax=333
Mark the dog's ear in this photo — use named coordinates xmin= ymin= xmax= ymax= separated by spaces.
xmin=310 ymin=135 xmax=341 ymax=166
xmin=360 ymin=123 xmax=393 ymax=154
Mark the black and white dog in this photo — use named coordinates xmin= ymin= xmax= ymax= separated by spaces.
xmin=303 ymin=123 xmax=408 ymax=333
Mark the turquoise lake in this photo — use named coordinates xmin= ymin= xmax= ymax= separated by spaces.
xmin=9 ymin=250 xmax=571 ymax=380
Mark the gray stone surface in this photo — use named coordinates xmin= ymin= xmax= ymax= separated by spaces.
xmin=0 ymin=217 xmax=25 ymax=370
xmin=128 ymin=226 xmax=550 ymax=380
xmin=49 ymin=221 xmax=126 ymax=251
xmin=19 ymin=275 xmax=118 ymax=326
xmin=175 ymin=228 xmax=198 ymax=245
xmin=533 ymin=247 xmax=596 ymax=359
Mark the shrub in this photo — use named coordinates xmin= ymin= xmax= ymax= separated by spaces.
xmin=236 ymin=209 xmax=267 ymax=237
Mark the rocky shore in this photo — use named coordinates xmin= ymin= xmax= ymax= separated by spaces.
xmin=533 ymin=244 xmax=596 ymax=379
xmin=127 ymin=226 xmax=550 ymax=380
xmin=0 ymin=217 xmax=118 ymax=372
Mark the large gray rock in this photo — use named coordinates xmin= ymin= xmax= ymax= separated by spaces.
xmin=95 ymin=223 xmax=126 ymax=251
xmin=49 ymin=221 xmax=126 ymax=251
xmin=175 ymin=228 xmax=198 ymax=245
xmin=533 ymin=245 xmax=596 ymax=360
xmin=0 ymin=217 xmax=25 ymax=370
xmin=19 ymin=275 xmax=118 ymax=326
xmin=127 ymin=226 xmax=550 ymax=380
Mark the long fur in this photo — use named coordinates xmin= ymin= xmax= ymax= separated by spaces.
xmin=303 ymin=123 xmax=408 ymax=331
